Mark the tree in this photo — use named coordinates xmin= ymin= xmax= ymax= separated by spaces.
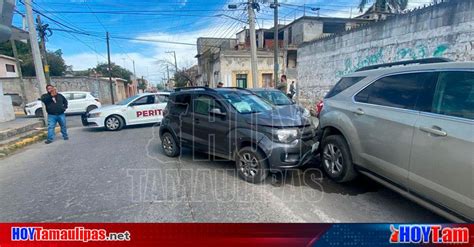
xmin=94 ymin=62 xmax=133 ymax=83
xmin=358 ymin=0 xmax=408 ymax=12
xmin=0 ymin=40 xmax=68 ymax=76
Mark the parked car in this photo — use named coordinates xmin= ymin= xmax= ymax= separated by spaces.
xmin=159 ymin=87 xmax=319 ymax=183
xmin=4 ymin=93 xmax=23 ymax=106
xmin=24 ymin=91 xmax=101 ymax=117
xmin=83 ymin=92 xmax=170 ymax=131
xmin=249 ymin=88 xmax=311 ymax=118
xmin=318 ymin=58 xmax=473 ymax=222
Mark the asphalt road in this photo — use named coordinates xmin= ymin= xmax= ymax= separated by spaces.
xmin=0 ymin=119 xmax=446 ymax=222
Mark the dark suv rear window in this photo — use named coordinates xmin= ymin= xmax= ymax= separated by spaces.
xmin=169 ymin=93 xmax=191 ymax=114
xmin=325 ymin=76 xmax=365 ymax=98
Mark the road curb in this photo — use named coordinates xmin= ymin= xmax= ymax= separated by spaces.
xmin=0 ymin=127 xmax=60 ymax=158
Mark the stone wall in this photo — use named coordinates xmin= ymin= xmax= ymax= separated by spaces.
xmin=297 ymin=0 xmax=474 ymax=106
xmin=0 ymin=76 xmax=116 ymax=104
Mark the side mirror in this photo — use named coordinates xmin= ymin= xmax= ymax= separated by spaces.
xmin=209 ymin=108 xmax=226 ymax=116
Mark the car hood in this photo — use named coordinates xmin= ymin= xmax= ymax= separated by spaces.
xmin=89 ymin=104 xmax=123 ymax=113
xmin=242 ymin=104 xmax=311 ymax=127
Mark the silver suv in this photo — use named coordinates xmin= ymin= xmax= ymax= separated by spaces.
xmin=318 ymin=59 xmax=473 ymax=222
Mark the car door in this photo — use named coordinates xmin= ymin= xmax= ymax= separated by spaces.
xmin=61 ymin=93 xmax=74 ymax=113
xmin=409 ymin=71 xmax=474 ymax=220
xmin=191 ymin=94 xmax=231 ymax=156
xmin=72 ymin=93 xmax=88 ymax=112
xmin=154 ymin=94 xmax=169 ymax=123
xmin=352 ymin=72 xmax=437 ymax=187
xmin=126 ymin=95 xmax=158 ymax=125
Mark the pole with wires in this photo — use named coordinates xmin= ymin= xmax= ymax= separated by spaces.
xmin=106 ymin=31 xmax=115 ymax=104
xmin=271 ymin=0 xmax=279 ymax=88
xmin=248 ymin=0 xmax=259 ymax=88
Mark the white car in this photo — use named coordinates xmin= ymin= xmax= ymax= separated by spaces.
xmin=24 ymin=91 xmax=101 ymax=117
xmin=83 ymin=92 xmax=170 ymax=131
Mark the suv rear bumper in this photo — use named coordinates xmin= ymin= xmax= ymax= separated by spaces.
xmin=259 ymin=136 xmax=319 ymax=170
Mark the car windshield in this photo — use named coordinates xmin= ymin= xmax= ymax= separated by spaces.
xmin=116 ymin=95 xmax=141 ymax=105
xmin=220 ymin=91 xmax=273 ymax=114
xmin=254 ymin=90 xmax=293 ymax=106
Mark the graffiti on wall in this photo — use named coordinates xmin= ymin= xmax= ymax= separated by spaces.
xmin=335 ymin=44 xmax=450 ymax=77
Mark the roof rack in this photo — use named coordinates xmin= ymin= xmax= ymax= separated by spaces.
xmin=174 ymin=86 xmax=216 ymax=92
xmin=355 ymin=58 xmax=452 ymax=72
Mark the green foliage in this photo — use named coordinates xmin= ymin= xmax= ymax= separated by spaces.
xmin=0 ymin=40 xmax=67 ymax=76
xmin=156 ymin=83 xmax=165 ymax=90
xmin=94 ymin=62 xmax=133 ymax=83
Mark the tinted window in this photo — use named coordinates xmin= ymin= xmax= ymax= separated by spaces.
xmin=156 ymin=95 xmax=169 ymax=103
xmin=431 ymin=71 xmax=474 ymax=120
xmin=326 ymin=77 xmax=365 ymax=98
xmin=170 ymin=93 xmax=191 ymax=114
xmin=131 ymin=95 xmax=155 ymax=106
xmin=193 ymin=95 xmax=225 ymax=115
xmin=355 ymin=73 xmax=436 ymax=110
xmin=220 ymin=92 xmax=272 ymax=114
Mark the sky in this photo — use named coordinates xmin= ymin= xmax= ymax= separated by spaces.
xmin=12 ymin=0 xmax=433 ymax=86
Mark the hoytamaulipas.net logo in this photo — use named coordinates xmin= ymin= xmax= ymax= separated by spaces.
xmin=390 ymin=224 xmax=469 ymax=244
xmin=11 ymin=226 xmax=131 ymax=242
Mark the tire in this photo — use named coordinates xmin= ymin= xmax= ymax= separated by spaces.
xmin=161 ymin=132 xmax=180 ymax=157
xmin=236 ymin=147 xmax=269 ymax=184
xmin=35 ymin=108 xmax=43 ymax=118
xmin=86 ymin=105 xmax=98 ymax=113
xmin=321 ymin=135 xmax=357 ymax=182
xmin=104 ymin=115 xmax=124 ymax=131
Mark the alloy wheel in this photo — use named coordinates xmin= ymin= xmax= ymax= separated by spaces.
xmin=239 ymin=152 xmax=259 ymax=177
xmin=162 ymin=135 xmax=174 ymax=155
xmin=323 ymin=143 xmax=343 ymax=175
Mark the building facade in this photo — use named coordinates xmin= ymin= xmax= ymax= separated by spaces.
xmin=0 ymin=55 xmax=19 ymax=78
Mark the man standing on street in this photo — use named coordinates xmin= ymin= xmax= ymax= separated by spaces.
xmin=277 ymin=75 xmax=288 ymax=93
xmin=289 ymin=81 xmax=296 ymax=99
xmin=41 ymin=85 xmax=69 ymax=144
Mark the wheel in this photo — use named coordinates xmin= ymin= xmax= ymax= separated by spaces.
xmin=161 ymin=132 xmax=180 ymax=157
xmin=35 ymin=108 xmax=43 ymax=118
xmin=86 ymin=105 xmax=98 ymax=112
xmin=236 ymin=147 xmax=269 ymax=184
xmin=104 ymin=115 xmax=124 ymax=131
xmin=321 ymin=135 xmax=357 ymax=182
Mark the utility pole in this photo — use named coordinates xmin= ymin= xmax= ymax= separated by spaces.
xmin=248 ymin=0 xmax=259 ymax=88
xmin=166 ymin=64 xmax=170 ymax=89
xmin=132 ymin=60 xmax=136 ymax=76
xmin=10 ymin=38 xmax=27 ymax=106
xmin=25 ymin=0 xmax=48 ymax=123
xmin=272 ymin=0 xmax=279 ymax=88
xmin=106 ymin=31 xmax=115 ymax=104
xmin=36 ymin=15 xmax=50 ymax=84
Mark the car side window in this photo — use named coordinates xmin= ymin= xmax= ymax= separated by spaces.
xmin=62 ymin=93 xmax=73 ymax=100
xmin=431 ymin=71 xmax=474 ymax=120
xmin=73 ymin=93 xmax=87 ymax=100
xmin=156 ymin=95 xmax=169 ymax=103
xmin=354 ymin=72 xmax=436 ymax=110
xmin=131 ymin=95 xmax=155 ymax=106
xmin=170 ymin=93 xmax=191 ymax=114
xmin=193 ymin=95 xmax=225 ymax=115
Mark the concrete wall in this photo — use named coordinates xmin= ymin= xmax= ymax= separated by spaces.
xmin=297 ymin=0 xmax=474 ymax=106
xmin=0 ymin=76 xmax=122 ymax=104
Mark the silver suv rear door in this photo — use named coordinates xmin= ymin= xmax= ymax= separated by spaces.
xmin=409 ymin=70 xmax=474 ymax=220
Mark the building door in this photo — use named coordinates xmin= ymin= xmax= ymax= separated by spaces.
xmin=262 ymin=73 xmax=272 ymax=88
xmin=236 ymin=74 xmax=247 ymax=88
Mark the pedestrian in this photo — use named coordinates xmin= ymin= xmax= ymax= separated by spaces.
xmin=41 ymin=85 xmax=69 ymax=144
xmin=217 ymin=82 xmax=224 ymax=88
xmin=289 ymin=81 xmax=296 ymax=99
xmin=276 ymin=75 xmax=288 ymax=93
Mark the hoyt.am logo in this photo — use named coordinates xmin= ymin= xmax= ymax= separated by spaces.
xmin=390 ymin=225 xmax=470 ymax=244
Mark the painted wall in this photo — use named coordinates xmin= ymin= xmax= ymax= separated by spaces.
xmin=297 ymin=0 xmax=474 ymax=106
xmin=0 ymin=76 xmax=126 ymax=104
xmin=0 ymin=57 xmax=18 ymax=78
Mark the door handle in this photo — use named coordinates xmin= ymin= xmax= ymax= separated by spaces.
xmin=419 ymin=126 xmax=447 ymax=137
xmin=352 ymin=108 xmax=365 ymax=115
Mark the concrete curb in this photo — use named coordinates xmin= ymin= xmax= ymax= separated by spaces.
xmin=0 ymin=127 xmax=60 ymax=158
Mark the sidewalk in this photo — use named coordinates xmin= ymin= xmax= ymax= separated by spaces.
xmin=0 ymin=116 xmax=45 ymax=158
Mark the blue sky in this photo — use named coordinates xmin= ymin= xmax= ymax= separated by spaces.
xmin=12 ymin=0 xmax=432 ymax=85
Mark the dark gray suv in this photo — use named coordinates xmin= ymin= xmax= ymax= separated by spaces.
xmin=159 ymin=87 xmax=319 ymax=183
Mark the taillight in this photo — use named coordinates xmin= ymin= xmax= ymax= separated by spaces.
xmin=316 ymin=100 xmax=324 ymax=118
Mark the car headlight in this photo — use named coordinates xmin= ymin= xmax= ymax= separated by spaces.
xmin=273 ymin=128 xmax=298 ymax=143
xmin=89 ymin=112 xmax=101 ymax=118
